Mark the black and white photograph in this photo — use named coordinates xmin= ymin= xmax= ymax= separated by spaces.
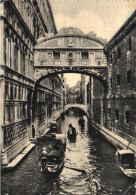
xmin=1 ymin=0 xmax=136 ymax=194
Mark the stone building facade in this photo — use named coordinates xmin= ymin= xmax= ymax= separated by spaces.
xmin=89 ymin=10 xmax=136 ymax=144
xmin=67 ymin=81 xmax=82 ymax=104
xmin=0 ymin=0 xmax=57 ymax=165
xmin=36 ymin=75 xmax=64 ymax=137
xmin=105 ymin=10 xmax=136 ymax=143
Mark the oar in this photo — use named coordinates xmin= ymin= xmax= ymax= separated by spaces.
xmin=66 ymin=147 xmax=73 ymax=151
xmin=64 ymin=166 xmax=86 ymax=174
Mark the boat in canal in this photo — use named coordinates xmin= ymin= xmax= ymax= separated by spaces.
xmin=115 ymin=149 xmax=136 ymax=178
xmin=41 ymin=134 xmax=66 ymax=174
xmin=46 ymin=149 xmax=65 ymax=173
xmin=67 ymin=124 xmax=77 ymax=140
xmin=37 ymin=132 xmax=56 ymax=140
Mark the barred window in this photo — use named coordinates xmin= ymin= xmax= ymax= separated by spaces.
xmin=117 ymin=75 xmax=120 ymax=86
xmin=125 ymin=111 xmax=130 ymax=123
xmin=127 ymin=70 xmax=131 ymax=83
xmin=53 ymin=52 xmax=60 ymax=60
xmin=115 ymin=110 xmax=119 ymax=121
xmin=82 ymin=52 xmax=88 ymax=60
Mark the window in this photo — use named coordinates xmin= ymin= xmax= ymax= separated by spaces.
xmin=118 ymin=47 xmax=121 ymax=59
xmin=22 ymin=105 xmax=26 ymax=118
xmin=127 ymin=70 xmax=131 ymax=83
xmin=110 ymin=53 xmax=112 ymax=63
xmin=97 ymin=61 xmax=101 ymax=65
xmin=20 ymin=50 xmax=23 ymax=73
xmin=68 ymin=52 xmax=73 ymax=59
xmin=5 ymin=84 xmax=8 ymax=99
xmin=21 ymin=88 xmax=24 ymax=100
xmin=110 ymin=52 xmax=114 ymax=63
xmin=14 ymin=43 xmax=18 ymax=71
xmin=82 ymin=52 xmax=88 ymax=60
xmin=5 ymin=105 xmax=10 ymax=122
xmin=115 ymin=110 xmax=119 ymax=121
xmin=128 ymin=38 xmax=131 ymax=51
xmin=117 ymin=75 xmax=120 ymax=86
xmin=18 ymin=86 xmax=21 ymax=99
xmin=108 ymin=108 xmax=111 ymax=118
xmin=10 ymin=105 xmax=14 ymax=122
xmin=125 ymin=111 xmax=129 ymax=123
xmin=22 ymin=53 xmax=25 ymax=75
xmin=14 ymin=85 xmax=17 ymax=99
xmin=110 ymin=78 xmax=112 ymax=87
xmin=53 ymin=52 xmax=60 ymax=60
xmin=10 ymin=85 xmax=13 ymax=100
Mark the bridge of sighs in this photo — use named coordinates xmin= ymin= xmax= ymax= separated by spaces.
xmin=34 ymin=28 xmax=108 ymax=86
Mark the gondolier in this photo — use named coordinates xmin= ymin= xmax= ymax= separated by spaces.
xmin=39 ymin=148 xmax=48 ymax=171
xmin=67 ymin=124 xmax=77 ymax=139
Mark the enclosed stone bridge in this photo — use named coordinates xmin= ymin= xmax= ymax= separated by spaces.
xmin=34 ymin=27 xmax=108 ymax=89
xmin=65 ymin=103 xmax=87 ymax=114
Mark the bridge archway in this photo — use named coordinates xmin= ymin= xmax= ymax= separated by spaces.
xmin=34 ymin=69 xmax=107 ymax=92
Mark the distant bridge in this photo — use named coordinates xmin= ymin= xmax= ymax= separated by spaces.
xmin=64 ymin=103 xmax=87 ymax=113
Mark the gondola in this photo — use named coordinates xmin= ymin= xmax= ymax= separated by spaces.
xmin=40 ymin=134 xmax=66 ymax=174
xmin=46 ymin=149 xmax=65 ymax=173
xmin=37 ymin=132 xmax=56 ymax=140
xmin=115 ymin=149 xmax=136 ymax=178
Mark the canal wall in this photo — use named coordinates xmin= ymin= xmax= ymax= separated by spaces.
xmin=91 ymin=121 xmax=136 ymax=153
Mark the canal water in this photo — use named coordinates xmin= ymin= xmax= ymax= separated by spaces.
xmin=1 ymin=108 xmax=135 ymax=195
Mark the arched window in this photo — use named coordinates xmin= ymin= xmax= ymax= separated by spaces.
xmin=14 ymin=39 xmax=18 ymax=71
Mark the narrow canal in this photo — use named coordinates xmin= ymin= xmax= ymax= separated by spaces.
xmin=1 ymin=108 xmax=135 ymax=195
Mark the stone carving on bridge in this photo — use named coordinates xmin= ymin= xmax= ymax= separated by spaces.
xmin=34 ymin=68 xmax=60 ymax=80
xmin=67 ymin=37 xmax=74 ymax=47
xmin=34 ymin=69 xmax=49 ymax=80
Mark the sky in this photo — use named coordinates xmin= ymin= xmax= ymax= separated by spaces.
xmin=49 ymin=0 xmax=136 ymax=86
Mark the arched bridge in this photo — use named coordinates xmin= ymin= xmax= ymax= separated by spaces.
xmin=64 ymin=103 xmax=87 ymax=113
xmin=34 ymin=27 xmax=108 ymax=89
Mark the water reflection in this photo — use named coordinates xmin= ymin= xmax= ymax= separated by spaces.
xmin=1 ymin=108 xmax=135 ymax=195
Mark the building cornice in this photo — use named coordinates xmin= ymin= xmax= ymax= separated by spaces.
xmin=105 ymin=10 xmax=136 ymax=51
xmin=35 ymin=34 xmax=106 ymax=48
xmin=0 ymin=65 xmax=35 ymax=86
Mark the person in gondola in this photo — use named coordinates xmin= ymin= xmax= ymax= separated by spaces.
xmin=39 ymin=148 xmax=48 ymax=171
xmin=69 ymin=123 xmax=72 ymax=128
xmin=68 ymin=123 xmax=73 ymax=135
xmin=52 ymin=139 xmax=64 ymax=153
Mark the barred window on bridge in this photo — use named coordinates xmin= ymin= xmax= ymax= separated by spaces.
xmin=53 ymin=52 xmax=60 ymax=60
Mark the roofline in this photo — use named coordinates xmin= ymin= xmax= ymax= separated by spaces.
xmin=46 ymin=0 xmax=57 ymax=34
xmin=106 ymin=10 xmax=136 ymax=49
xmin=35 ymin=34 xmax=106 ymax=48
